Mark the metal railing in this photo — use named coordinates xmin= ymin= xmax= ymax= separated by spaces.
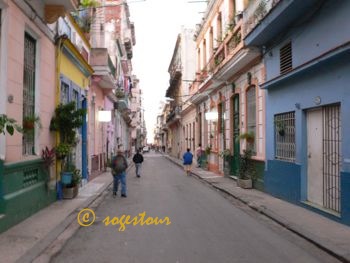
xmin=204 ymin=22 xmax=243 ymax=75
xmin=242 ymin=0 xmax=281 ymax=38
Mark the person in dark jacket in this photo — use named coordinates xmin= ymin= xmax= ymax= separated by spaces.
xmin=132 ymin=149 xmax=144 ymax=178
xmin=183 ymin=148 xmax=193 ymax=176
xmin=111 ymin=149 xmax=128 ymax=198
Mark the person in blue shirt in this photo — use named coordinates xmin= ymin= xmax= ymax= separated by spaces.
xmin=183 ymin=148 xmax=193 ymax=176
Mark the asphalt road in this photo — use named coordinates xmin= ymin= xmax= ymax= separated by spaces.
xmin=52 ymin=152 xmax=340 ymax=263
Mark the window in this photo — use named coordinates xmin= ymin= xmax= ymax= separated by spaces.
xmin=23 ymin=33 xmax=36 ymax=155
xmin=246 ymin=86 xmax=256 ymax=152
xmin=60 ymin=81 xmax=69 ymax=104
xmin=202 ymin=39 xmax=207 ymax=68
xmin=280 ymin=41 xmax=292 ymax=75
xmin=274 ymin=111 xmax=295 ymax=162
xmin=217 ymin=12 xmax=222 ymax=42
xmin=72 ymin=89 xmax=79 ymax=109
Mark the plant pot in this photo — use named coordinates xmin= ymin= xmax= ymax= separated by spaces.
xmin=62 ymin=185 xmax=79 ymax=199
xmin=23 ymin=121 xmax=34 ymax=130
xmin=278 ymin=130 xmax=285 ymax=136
xmin=238 ymin=178 xmax=252 ymax=189
xmin=61 ymin=172 xmax=73 ymax=185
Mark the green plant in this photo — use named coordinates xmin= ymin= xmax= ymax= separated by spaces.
xmin=23 ymin=114 xmax=41 ymax=132
xmin=238 ymin=149 xmax=256 ymax=180
xmin=219 ymin=149 xmax=231 ymax=159
xmin=55 ymin=143 xmax=71 ymax=160
xmin=71 ymin=168 xmax=82 ymax=186
xmin=275 ymin=119 xmax=286 ymax=136
xmin=50 ymin=102 xmax=86 ymax=145
xmin=205 ymin=145 xmax=212 ymax=155
xmin=238 ymin=131 xmax=255 ymax=146
xmin=80 ymin=0 xmax=100 ymax=8
xmin=115 ymin=89 xmax=125 ymax=98
xmin=0 ymin=114 xmax=22 ymax=135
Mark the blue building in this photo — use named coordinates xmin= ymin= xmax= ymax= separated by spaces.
xmin=244 ymin=0 xmax=350 ymax=225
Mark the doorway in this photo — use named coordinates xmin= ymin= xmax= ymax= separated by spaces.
xmin=231 ymin=94 xmax=240 ymax=175
xmin=307 ymin=104 xmax=341 ymax=213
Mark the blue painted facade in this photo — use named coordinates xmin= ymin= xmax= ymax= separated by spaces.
xmin=245 ymin=0 xmax=350 ymax=225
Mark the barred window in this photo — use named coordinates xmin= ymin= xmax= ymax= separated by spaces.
xmin=61 ymin=82 xmax=69 ymax=104
xmin=73 ymin=89 xmax=79 ymax=109
xmin=23 ymin=33 xmax=36 ymax=155
xmin=274 ymin=111 xmax=295 ymax=162
xmin=246 ymin=86 xmax=256 ymax=152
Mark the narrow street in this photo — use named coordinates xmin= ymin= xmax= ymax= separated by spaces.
xmin=52 ymin=152 xmax=339 ymax=263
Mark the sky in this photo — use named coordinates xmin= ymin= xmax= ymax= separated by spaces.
xmin=129 ymin=0 xmax=207 ymax=143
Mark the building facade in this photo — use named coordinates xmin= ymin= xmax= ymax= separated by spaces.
xmin=191 ymin=0 xmax=265 ymax=183
xmin=0 ymin=0 xmax=79 ymax=233
xmin=245 ymin=0 xmax=350 ymax=225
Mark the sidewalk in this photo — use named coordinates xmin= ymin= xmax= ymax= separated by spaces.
xmin=164 ymin=154 xmax=350 ymax=263
xmin=0 ymin=162 xmax=133 ymax=263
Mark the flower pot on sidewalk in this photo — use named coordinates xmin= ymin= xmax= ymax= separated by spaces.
xmin=62 ymin=185 xmax=79 ymax=199
xmin=238 ymin=178 xmax=252 ymax=189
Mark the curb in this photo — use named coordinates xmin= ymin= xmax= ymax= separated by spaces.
xmin=163 ymin=155 xmax=349 ymax=263
xmin=17 ymin=162 xmax=135 ymax=263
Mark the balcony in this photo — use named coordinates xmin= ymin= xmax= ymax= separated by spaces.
xmin=205 ymin=22 xmax=244 ymax=75
xmin=90 ymin=48 xmax=116 ymax=90
xmin=202 ymin=21 xmax=260 ymax=82
xmin=243 ymin=0 xmax=320 ymax=46
xmin=124 ymin=38 xmax=132 ymax=51
xmin=166 ymin=106 xmax=181 ymax=124
xmin=44 ymin=0 xmax=78 ymax=23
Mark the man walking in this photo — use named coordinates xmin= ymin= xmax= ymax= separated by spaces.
xmin=183 ymin=148 xmax=193 ymax=176
xmin=132 ymin=149 xmax=144 ymax=178
xmin=111 ymin=148 xmax=128 ymax=198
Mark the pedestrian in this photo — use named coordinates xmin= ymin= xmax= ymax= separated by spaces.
xmin=132 ymin=148 xmax=144 ymax=178
xmin=111 ymin=148 xmax=128 ymax=198
xmin=196 ymin=143 xmax=203 ymax=168
xmin=183 ymin=148 xmax=193 ymax=176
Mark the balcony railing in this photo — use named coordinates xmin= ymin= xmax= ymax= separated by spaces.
xmin=205 ymin=21 xmax=243 ymax=74
xmin=242 ymin=0 xmax=281 ymax=38
xmin=166 ymin=106 xmax=181 ymax=123
xmin=90 ymin=48 xmax=115 ymax=75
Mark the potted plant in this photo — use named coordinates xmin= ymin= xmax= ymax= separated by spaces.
xmin=23 ymin=114 xmax=41 ymax=131
xmin=41 ymin=147 xmax=56 ymax=190
xmin=55 ymin=143 xmax=71 ymax=159
xmin=238 ymin=131 xmax=255 ymax=146
xmin=62 ymin=167 xmax=81 ymax=199
xmin=219 ymin=149 xmax=231 ymax=176
xmin=275 ymin=119 xmax=286 ymax=136
xmin=205 ymin=145 xmax=212 ymax=155
xmin=0 ymin=114 xmax=22 ymax=135
xmin=115 ymin=89 xmax=125 ymax=98
xmin=50 ymin=102 xmax=86 ymax=187
xmin=237 ymin=149 xmax=256 ymax=189
xmin=237 ymin=132 xmax=256 ymax=188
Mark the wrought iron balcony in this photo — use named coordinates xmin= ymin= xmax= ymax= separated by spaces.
xmin=166 ymin=106 xmax=182 ymax=123
xmin=205 ymin=21 xmax=244 ymax=75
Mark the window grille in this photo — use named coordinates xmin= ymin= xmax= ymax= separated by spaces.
xmin=280 ymin=41 xmax=292 ymax=75
xmin=60 ymin=81 xmax=69 ymax=104
xmin=73 ymin=89 xmax=79 ymax=109
xmin=247 ymin=86 xmax=256 ymax=152
xmin=274 ymin=111 xmax=295 ymax=161
xmin=23 ymin=33 xmax=36 ymax=155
